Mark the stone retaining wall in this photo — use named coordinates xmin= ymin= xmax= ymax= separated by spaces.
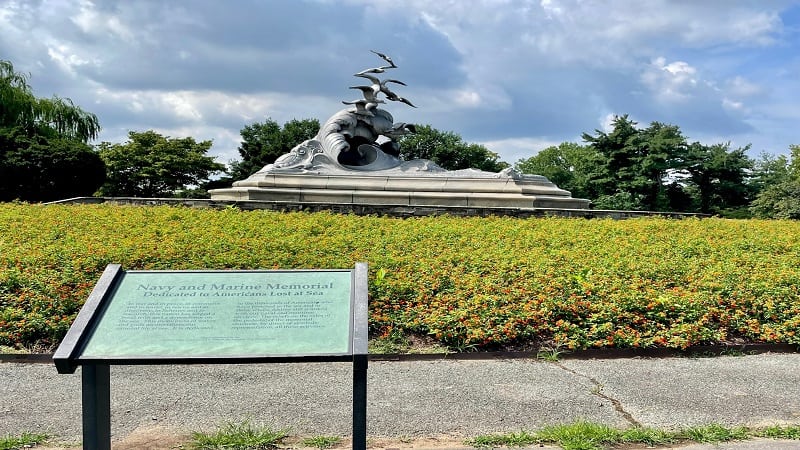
xmin=46 ymin=197 xmax=709 ymax=219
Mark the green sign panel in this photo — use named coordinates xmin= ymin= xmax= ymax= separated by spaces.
xmin=80 ymin=270 xmax=353 ymax=358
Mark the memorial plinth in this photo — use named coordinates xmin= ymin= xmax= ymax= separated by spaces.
xmin=210 ymin=167 xmax=590 ymax=210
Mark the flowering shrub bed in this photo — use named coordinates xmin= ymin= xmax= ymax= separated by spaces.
xmin=1 ymin=203 xmax=798 ymax=351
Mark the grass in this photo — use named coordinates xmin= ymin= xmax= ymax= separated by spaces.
xmin=7 ymin=421 xmax=799 ymax=450
xmin=619 ymin=426 xmax=676 ymax=446
xmin=681 ymin=423 xmax=749 ymax=443
xmin=757 ymin=425 xmax=800 ymax=440
xmin=300 ymin=435 xmax=341 ymax=449
xmin=466 ymin=421 xmax=800 ymax=449
xmin=190 ymin=420 xmax=289 ymax=449
xmin=368 ymin=332 xmax=415 ymax=354
xmin=536 ymin=421 xmax=621 ymax=450
xmin=536 ymin=343 xmax=567 ymax=362
xmin=0 ymin=432 xmax=48 ymax=450
xmin=684 ymin=348 xmax=758 ymax=358
xmin=368 ymin=331 xmax=449 ymax=355
xmin=468 ymin=431 xmax=540 ymax=448
xmin=0 ymin=345 xmax=27 ymax=355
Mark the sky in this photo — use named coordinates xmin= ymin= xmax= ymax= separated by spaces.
xmin=1 ymin=0 xmax=799 ymax=169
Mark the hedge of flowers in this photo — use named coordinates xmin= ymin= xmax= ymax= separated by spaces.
xmin=1 ymin=203 xmax=798 ymax=351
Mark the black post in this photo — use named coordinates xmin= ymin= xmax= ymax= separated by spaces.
xmin=352 ymin=354 xmax=368 ymax=450
xmin=82 ymin=364 xmax=111 ymax=450
xmin=351 ymin=263 xmax=369 ymax=450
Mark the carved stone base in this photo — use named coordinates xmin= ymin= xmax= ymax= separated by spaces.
xmin=209 ymin=170 xmax=590 ymax=209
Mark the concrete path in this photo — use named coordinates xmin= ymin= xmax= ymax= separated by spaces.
xmin=1 ymin=353 xmax=799 ymax=448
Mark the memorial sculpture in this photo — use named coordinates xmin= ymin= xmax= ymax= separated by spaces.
xmin=210 ymin=52 xmax=590 ymax=210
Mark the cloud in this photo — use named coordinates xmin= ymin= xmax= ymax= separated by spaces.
xmin=1 ymin=0 xmax=797 ymax=167
xmin=70 ymin=0 xmax=136 ymax=43
xmin=725 ymin=76 xmax=765 ymax=98
xmin=480 ymin=137 xmax=564 ymax=163
xmin=641 ymin=57 xmax=704 ymax=103
xmin=46 ymin=43 xmax=94 ymax=77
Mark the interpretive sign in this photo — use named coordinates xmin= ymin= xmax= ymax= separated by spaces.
xmin=53 ymin=263 xmax=369 ymax=450
xmin=80 ymin=270 xmax=353 ymax=359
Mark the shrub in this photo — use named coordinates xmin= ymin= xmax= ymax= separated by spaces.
xmin=1 ymin=204 xmax=799 ymax=351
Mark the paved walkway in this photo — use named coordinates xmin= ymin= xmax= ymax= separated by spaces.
xmin=1 ymin=353 xmax=799 ymax=448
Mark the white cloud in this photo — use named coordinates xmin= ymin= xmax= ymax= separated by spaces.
xmin=1 ymin=0 xmax=796 ymax=164
xmin=162 ymin=93 xmax=204 ymax=121
xmin=539 ymin=0 xmax=564 ymax=18
xmin=481 ymin=137 xmax=563 ymax=163
xmin=0 ymin=2 xmax=16 ymax=23
xmin=46 ymin=44 xmax=93 ymax=76
xmin=454 ymin=90 xmax=482 ymax=107
xmin=641 ymin=57 xmax=704 ymax=103
xmin=90 ymin=86 xmax=339 ymax=162
xmin=70 ymin=0 xmax=136 ymax=43
xmin=681 ymin=10 xmax=783 ymax=47
xmin=451 ymin=85 xmax=512 ymax=110
xmin=600 ymin=113 xmax=617 ymax=133
xmin=95 ymin=89 xmax=265 ymax=123
xmin=599 ymin=112 xmax=645 ymax=133
xmin=726 ymin=76 xmax=764 ymax=98
xmin=722 ymin=98 xmax=745 ymax=113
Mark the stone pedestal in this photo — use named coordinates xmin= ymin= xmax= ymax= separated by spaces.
xmin=209 ymin=170 xmax=590 ymax=210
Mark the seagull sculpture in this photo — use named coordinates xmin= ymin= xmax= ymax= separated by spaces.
xmin=349 ymin=85 xmax=382 ymax=103
xmin=354 ymin=73 xmax=407 ymax=90
xmin=343 ymin=50 xmax=416 ymax=110
xmin=353 ymin=73 xmax=414 ymax=107
xmin=355 ymin=66 xmax=394 ymax=75
xmin=389 ymin=95 xmax=416 ymax=108
xmin=370 ymin=50 xmax=397 ymax=68
xmin=342 ymin=99 xmax=383 ymax=116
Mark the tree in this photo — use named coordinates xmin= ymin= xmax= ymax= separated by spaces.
xmin=582 ymin=115 xmax=688 ymax=210
xmin=751 ymin=145 xmax=800 ymax=219
xmin=631 ymin=122 xmax=687 ymax=209
xmin=683 ymin=142 xmax=753 ymax=214
xmin=228 ymin=118 xmax=320 ymax=180
xmin=514 ymin=142 xmax=599 ymax=199
xmin=97 ymin=131 xmax=225 ymax=197
xmin=0 ymin=127 xmax=105 ymax=201
xmin=750 ymin=152 xmax=791 ymax=193
xmin=581 ymin=114 xmax=640 ymax=201
xmin=750 ymin=182 xmax=800 ymax=219
xmin=1 ymin=60 xmax=100 ymax=142
xmin=0 ymin=60 xmax=105 ymax=201
xmin=397 ymin=124 xmax=508 ymax=172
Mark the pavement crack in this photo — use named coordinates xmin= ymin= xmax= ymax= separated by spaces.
xmin=552 ymin=361 xmax=642 ymax=427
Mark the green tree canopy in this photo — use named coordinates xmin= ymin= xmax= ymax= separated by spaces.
xmin=751 ymin=144 xmax=800 ymax=219
xmin=1 ymin=60 xmax=100 ymax=142
xmin=228 ymin=118 xmax=320 ymax=180
xmin=750 ymin=152 xmax=791 ymax=192
xmin=97 ymin=131 xmax=225 ymax=198
xmin=510 ymin=114 xmax=757 ymax=214
xmin=514 ymin=142 xmax=599 ymax=199
xmin=0 ymin=60 xmax=105 ymax=201
xmin=397 ymin=124 xmax=508 ymax=172
xmin=582 ymin=115 xmax=688 ymax=210
xmin=683 ymin=142 xmax=753 ymax=214
xmin=0 ymin=127 xmax=105 ymax=202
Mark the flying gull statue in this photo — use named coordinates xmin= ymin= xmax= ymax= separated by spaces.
xmin=345 ymin=50 xmax=415 ymax=111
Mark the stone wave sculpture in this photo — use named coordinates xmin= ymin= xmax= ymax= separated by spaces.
xmin=210 ymin=51 xmax=590 ymax=210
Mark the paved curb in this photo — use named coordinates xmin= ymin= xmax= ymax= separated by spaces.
xmin=2 ymin=342 xmax=798 ymax=365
